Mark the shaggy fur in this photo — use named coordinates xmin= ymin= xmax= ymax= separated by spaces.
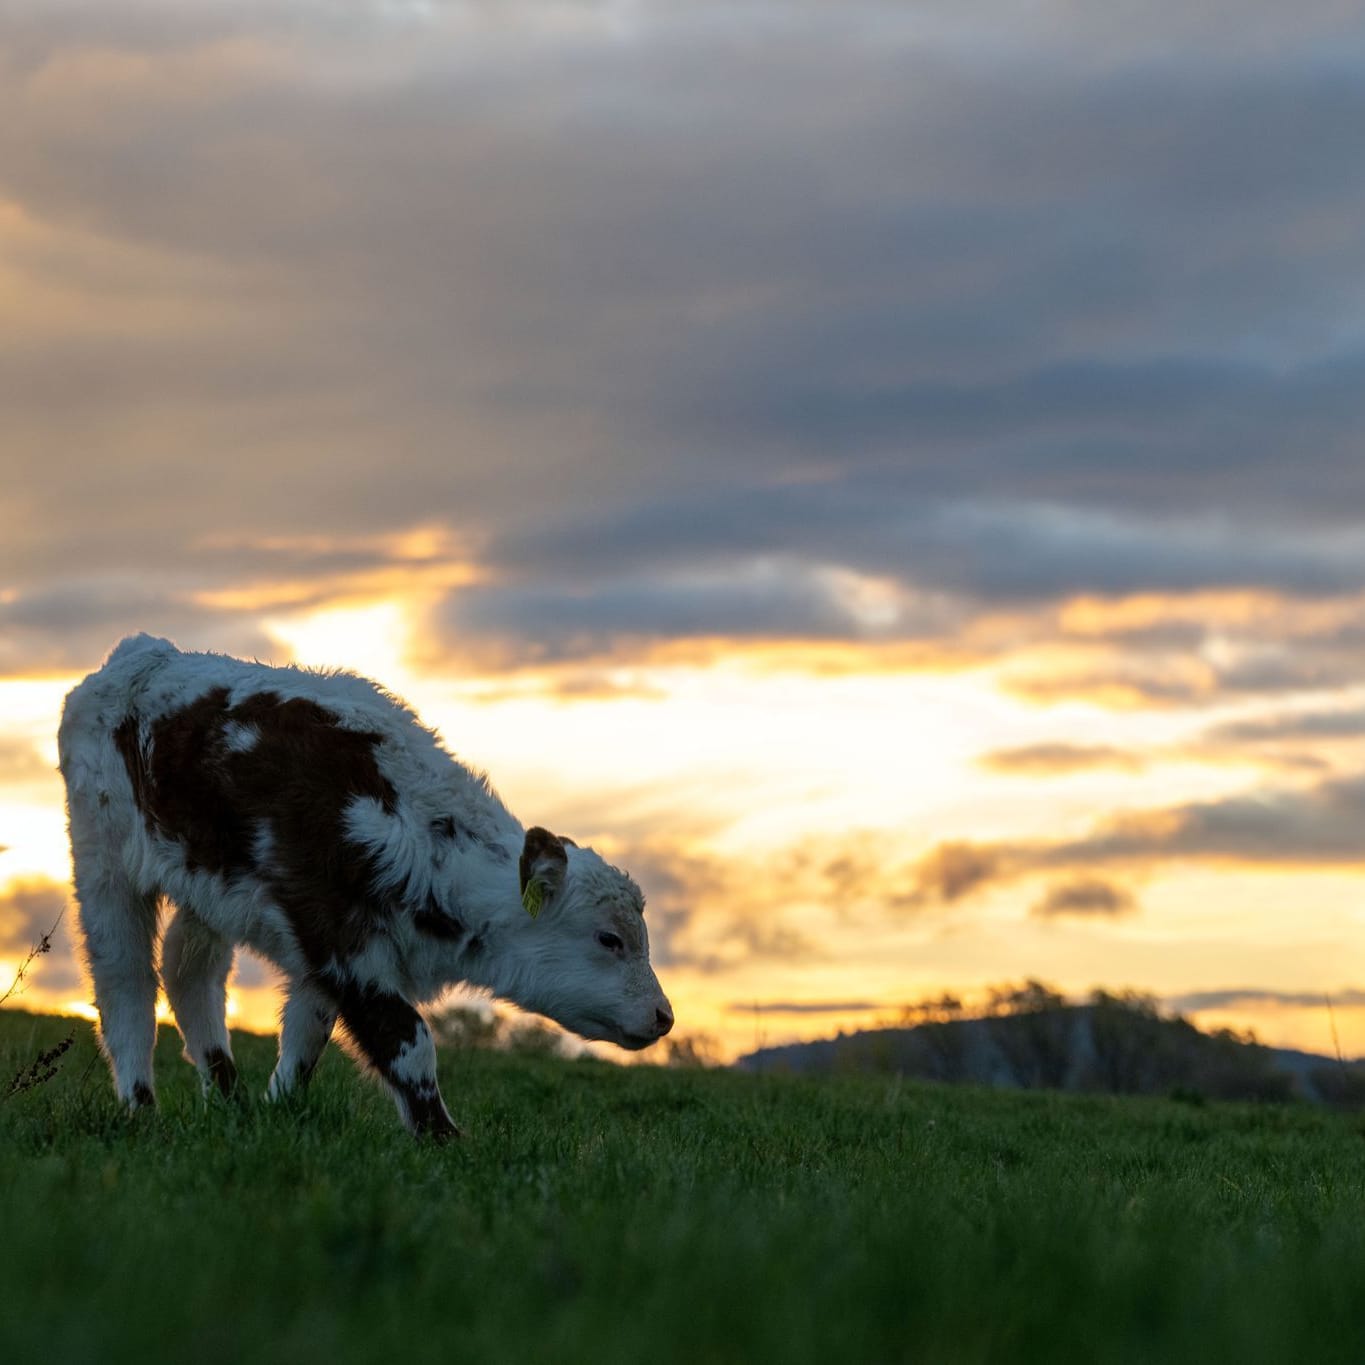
xmin=59 ymin=634 xmax=673 ymax=1137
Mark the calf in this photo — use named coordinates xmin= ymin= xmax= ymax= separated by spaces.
xmin=58 ymin=634 xmax=673 ymax=1137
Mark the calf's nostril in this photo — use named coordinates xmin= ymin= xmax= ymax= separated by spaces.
xmin=655 ymin=1007 xmax=674 ymax=1036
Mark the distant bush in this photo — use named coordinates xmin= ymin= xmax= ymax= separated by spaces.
xmin=914 ymin=1020 xmax=971 ymax=1083
xmin=1308 ymin=1063 xmax=1365 ymax=1109
xmin=1185 ymin=1025 xmax=1291 ymax=1104
xmin=429 ymin=1003 xmax=502 ymax=1050
xmin=985 ymin=983 xmax=1075 ymax=1090
xmin=1087 ymin=990 xmax=1169 ymax=1094
xmin=662 ymin=1033 xmax=721 ymax=1069
xmin=429 ymin=1003 xmax=577 ymax=1058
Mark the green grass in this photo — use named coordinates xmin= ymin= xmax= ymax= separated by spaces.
xmin=4 ymin=1009 xmax=1365 ymax=1364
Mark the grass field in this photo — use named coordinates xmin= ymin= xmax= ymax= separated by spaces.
xmin=4 ymin=1009 xmax=1365 ymax=1364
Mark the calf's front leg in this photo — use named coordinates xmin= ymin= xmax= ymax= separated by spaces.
xmin=335 ymin=982 xmax=459 ymax=1140
xmin=268 ymin=977 xmax=338 ymax=1100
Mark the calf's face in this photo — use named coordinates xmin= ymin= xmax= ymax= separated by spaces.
xmin=517 ymin=828 xmax=673 ymax=1050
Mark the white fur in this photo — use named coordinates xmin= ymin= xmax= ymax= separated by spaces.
xmin=160 ymin=906 xmax=234 ymax=1083
xmin=221 ymin=721 xmax=259 ymax=753
xmin=59 ymin=634 xmax=673 ymax=1126
xmin=267 ymin=978 xmax=338 ymax=1099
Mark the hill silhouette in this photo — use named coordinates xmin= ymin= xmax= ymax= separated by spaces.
xmin=737 ymin=983 xmax=1365 ymax=1106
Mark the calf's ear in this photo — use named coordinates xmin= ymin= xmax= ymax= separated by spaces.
xmin=519 ymin=827 xmax=568 ymax=918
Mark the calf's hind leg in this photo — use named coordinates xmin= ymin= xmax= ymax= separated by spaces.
xmin=72 ymin=859 xmax=160 ymax=1109
xmin=161 ymin=905 xmax=237 ymax=1097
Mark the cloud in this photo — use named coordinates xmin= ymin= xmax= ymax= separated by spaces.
xmin=907 ymin=841 xmax=1007 ymax=905
xmin=0 ymin=877 xmax=81 ymax=994
xmin=911 ymin=768 xmax=1365 ymax=906
xmin=0 ymin=739 xmax=56 ymax=785
xmin=0 ymin=877 xmax=67 ymax=952
xmin=983 ymin=732 xmax=1328 ymax=783
xmin=618 ymin=840 xmax=821 ymax=973
xmin=1063 ymin=774 xmax=1365 ymax=866
xmin=979 ymin=743 xmax=1147 ymax=776
xmin=5 ymin=0 xmax=1365 ymax=685
xmin=1030 ymin=877 xmax=1137 ymax=918
xmin=1206 ymin=707 xmax=1365 ymax=745
xmin=477 ymin=491 xmax=1365 ymax=616
xmin=603 ymin=833 xmax=930 ymax=972
xmin=439 ymin=564 xmax=875 ymax=663
xmin=0 ymin=875 xmax=279 ymax=1007
xmin=1004 ymin=597 xmax=1365 ymax=708
xmin=1165 ymin=987 xmax=1365 ymax=1014
xmin=723 ymin=1000 xmax=882 ymax=1016
xmin=0 ymin=581 xmax=279 ymax=675
xmin=432 ymin=557 xmax=976 ymax=667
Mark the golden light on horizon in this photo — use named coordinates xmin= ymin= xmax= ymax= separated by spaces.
xmin=4 ymin=586 xmax=1365 ymax=1065
xmin=263 ymin=598 xmax=413 ymax=680
xmin=0 ymin=804 xmax=73 ymax=886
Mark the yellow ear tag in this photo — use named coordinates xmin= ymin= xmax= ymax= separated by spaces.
xmin=522 ymin=881 xmax=544 ymax=919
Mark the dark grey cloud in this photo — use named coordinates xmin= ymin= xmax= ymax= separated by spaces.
xmin=1031 ymin=878 xmax=1137 ymax=919
xmin=0 ymin=878 xmax=81 ymax=995
xmin=435 ymin=556 xmax=972 ymax=666
xmin=0 ymin=582 xmax=278 ymax=675
xmin=1064 ymin=773 xmax=1365 ymax=866
xmin=1207 ymin=707 xmax=1365 ymax=745
xmin=434 ymin=490 xmax=1365 ymax=668
xmin=723 ymin=1000 xmax=882 ymax=1016
xmin=444 ymin=566 xmax=867 ymax=659
xmin=1166 ymin=987 xmax=1365 ymax=1014
xmin=911 ymin=768 xmax=1365 ymax=907
xmin=477 ymin=488 xmax=1365 ymax=604
xmin=5 ymin=0 xmax=1365 ymax=674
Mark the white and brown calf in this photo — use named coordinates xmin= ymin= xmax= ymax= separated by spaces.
xmin=58 ymin=635 xmax=673 ymax=1138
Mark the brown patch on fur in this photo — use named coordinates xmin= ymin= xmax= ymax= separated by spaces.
xmin=136 ymin=688 xmax=248 ymax=871
xmin=334 ymin=981 xmax=422 ymax=1066
xmin=413 ymin=894 xmax=465 ymax=942
xmin=117 ymin=689 xmax=398 ymax=968
xmin=332 ymin=982 xmax=458 ymax=1138
xmin=112 ymin=715 xmax=149 ymax=820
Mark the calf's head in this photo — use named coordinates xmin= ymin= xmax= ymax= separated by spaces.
xmin=513 ymin=827 xmax=673 ymax=1050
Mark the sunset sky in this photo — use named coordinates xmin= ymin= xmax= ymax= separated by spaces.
xmin=5 ymin=0 xmax=1365 ymax=1060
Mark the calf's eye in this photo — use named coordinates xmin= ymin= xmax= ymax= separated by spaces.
xmin=597 ymin=931 xmax=624 ymax=953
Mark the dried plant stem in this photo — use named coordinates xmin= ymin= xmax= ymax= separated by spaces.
xmin=0 ymin=911 xmax=65 ymax=1009
xmin=5 ymin=1031 xmax=75 ymax=1101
